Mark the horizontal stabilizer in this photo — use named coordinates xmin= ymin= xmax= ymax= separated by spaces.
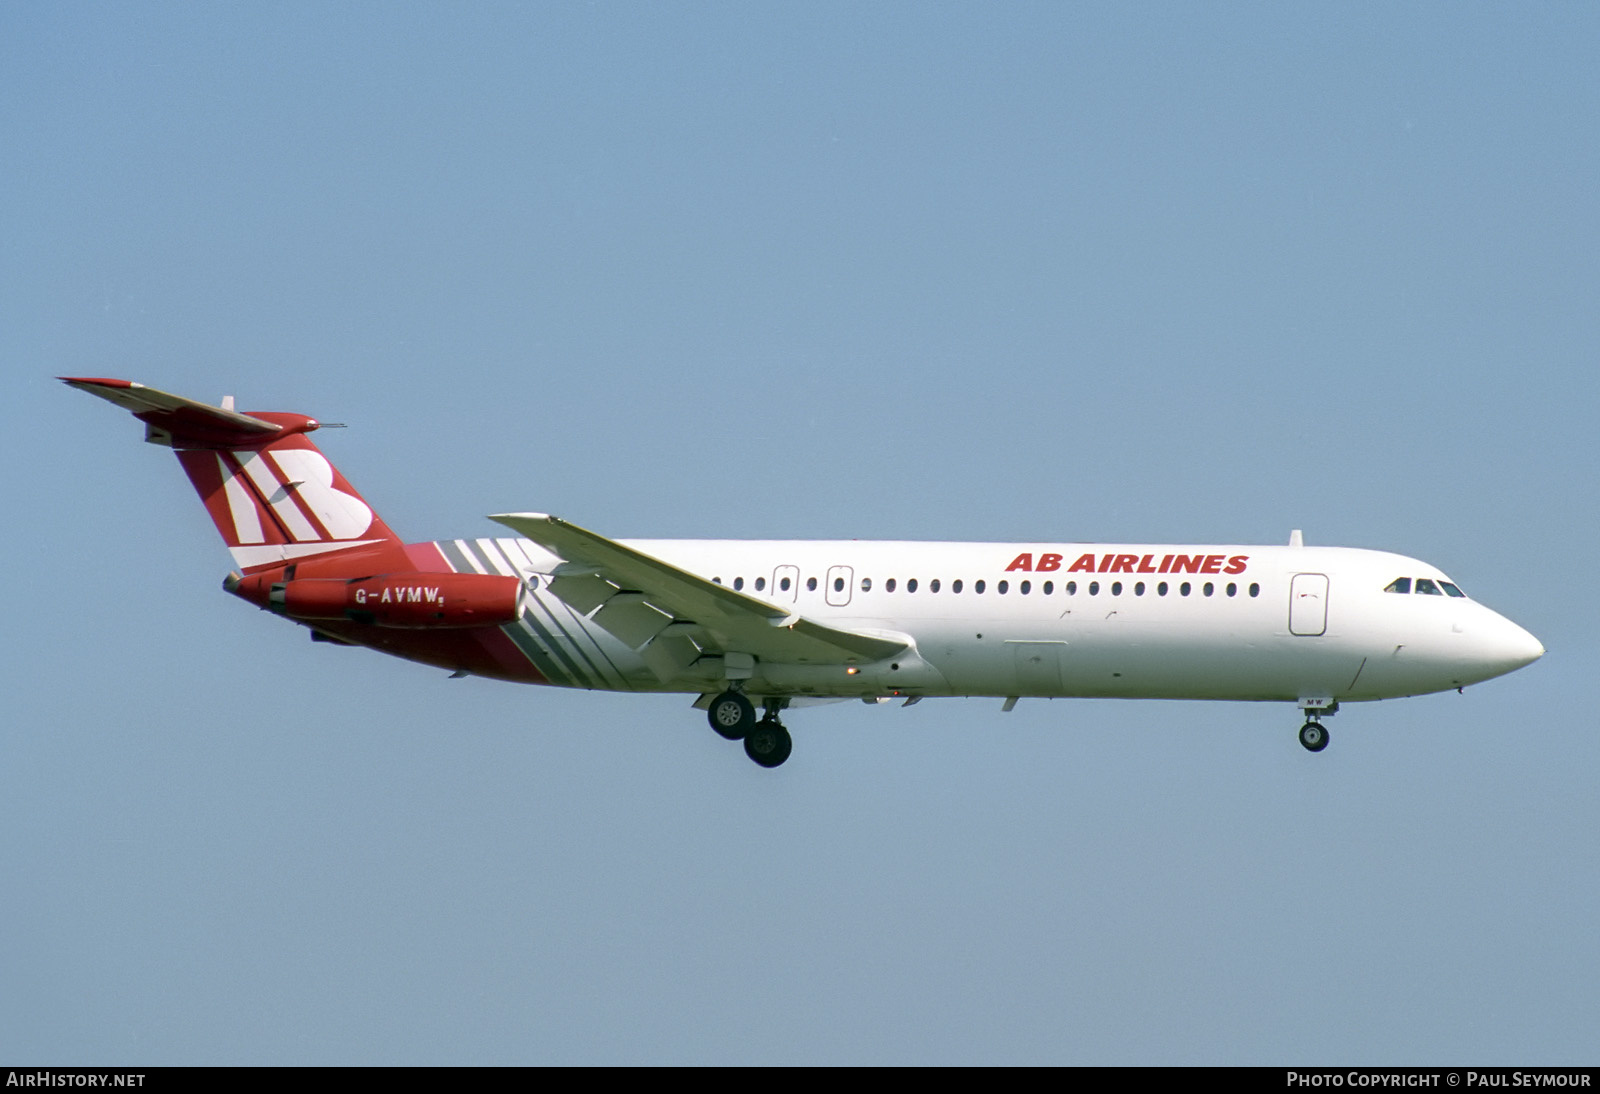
xmin=60 ymin=377 xmax=283 ymax=448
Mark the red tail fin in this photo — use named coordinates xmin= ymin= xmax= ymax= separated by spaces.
xmin=63 ymin=377 xmax=411 ymax=574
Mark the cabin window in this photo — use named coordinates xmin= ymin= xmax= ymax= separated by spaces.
xmin=1110 ymin=581 xmax=1122 ymax=596
xmin=1415 ymin=578 xmax=1442 ymax=595
xmin=975 ymin=579 xmax=987 ymax=594
xmin=833 ymin=577 xmax=845 ymax=593
xmin=755 ymin=576 xmax=766 ymax=591
xmin=1226 ymin=582 xmax=1237 ymax=597
xmin=953 ymin=579 xmax=964 ymax=594
xmin=1043 ymin=580 xmax=1053 ymax=595
xmin=1020 ymin=580 xmax=1031 ymax=595
xmin=806 ymin=577 xmax=818 ymax=592
xmin=998 ymin=580 xmax=1009 ymax=594
xmin=1158 ymin=581 xmax=1168 ymax=596
xmin=1203 ymin=582 xmax=1214 ymax=597
xmin=780 ymin=576 xmax=792 ymax=592
xmin=1384 ymin=578 xmax=1411 ymax=594
xmin=733 ymin=577 xmax=744 ymax=591
xmin=1180 ymin=582 xmax=1191 ymax=596
xmin=1088 ymin=581 xmax=1099 ymax=596
xmin=908 ymin=578 xmax=919 ymax=593
xmin=1249 ymin=583 xmax=1260 ymax=597
xmin=860 ymin=577 xmax=872 ymax=592
xmin=713 ymin=577 xmax=723 ymax=585
xmin=1066 ymin=581 xmax=1077 ymax=595
xmin=1441 ymin=582 xmax=1466 ymax=598
xmin=930 ymin=578 xmax=941 ymax=593
xmin=1134 ymin=581 xmax=1145 ymax=596
xmin=886 ymin=578 xmax=897 ymax=593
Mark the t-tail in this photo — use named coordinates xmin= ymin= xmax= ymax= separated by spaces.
xmin=61 ymin=376 xmax=414 ymax=575
xmin=63 ymin=377 xmax=528 ymax=668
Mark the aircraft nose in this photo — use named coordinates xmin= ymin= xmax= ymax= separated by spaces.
xmin=1477 ymin=612 xmax=1545 ymax=677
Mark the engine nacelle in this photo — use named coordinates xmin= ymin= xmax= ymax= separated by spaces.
xmin=226 ymin=570 xmax=524 ymax=628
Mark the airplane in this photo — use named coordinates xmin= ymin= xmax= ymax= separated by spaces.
xmin=63 ymin=376 xmax=1545 ymax=768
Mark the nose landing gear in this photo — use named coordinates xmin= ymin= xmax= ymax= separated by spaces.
xmin=1298 ymin=720 xmax=1329 ymax=752
xmin=1297 ymin=698 xmax=1337 ymax=753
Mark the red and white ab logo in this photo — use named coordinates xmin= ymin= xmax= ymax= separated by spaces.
xmin=216 ymin=448 xmax=374 ymax=545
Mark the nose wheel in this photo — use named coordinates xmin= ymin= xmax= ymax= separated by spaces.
xmin=1298 ymin=720 xmax=1329 ymax=752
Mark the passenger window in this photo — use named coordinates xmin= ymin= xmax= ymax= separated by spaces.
xmin=953 ymin=579 xmax=963 ymax=594
xmin=1020 ymin=580 xmax=1031 ymax=595
xmin=931 ymin=578 xmax=941 ymax=593
xmin=886 ymin=578 xmax=897 ymax=593
xmin=806 ymin=577 xmax=817 ymax=592
xmin=833 ymin=577 xmax=845 ymax=593
xmin=713 ymin=577 xmax=723 ymax=585
xmin=1249 ymin=583 xmax=1260 ymax=598
xmin=734 ymin=576 xmax=744 ymax=591
xmin=1384 ymin=578 xmax=1411 ymax=594
xmin=1134 ymin=581 xmax=1145 ymax=596
xmin=780 ymin=576 xmax=791 ymax=592
xmin=1180 ymin=582 xmax=1191 ymax=597
xmin=1415 ymin=578 xmax=1442 ymax=595
xmin=908 ymin=578 xmax=919 ymax=593
xmin=1066 ymin=581 xmax=1077 ymax=595
xmin=998 ymin=580 xmax=1009 ymax=594
xmin=1042 ymin=581 xmax=1053 ymax=595
xmin=1089 ymin=581 xmax=1099 ymax=596
xmin=1110 ymin=581 xmax=1122 ymax=596
xmin=1158 ymin=581 xmax=1168 ymax=596
xmin=1226 ymin=583 xmax=1236 ymax=597
xmin=861 ymin=577 xmax=872 ymax=592
xmin=975 ymin=580 xmax=986 ymax=594
xmin=755 ymin=576 xmax=766 ymax=591
xmin=1203 ymin=582 xmax=1214 ymax=597
xmin=1441 ymin=582 xmax=1466 ymax=598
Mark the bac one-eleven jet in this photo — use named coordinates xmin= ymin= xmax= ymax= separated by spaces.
xmin=64 ymin=377 xmax=1544 ymax=768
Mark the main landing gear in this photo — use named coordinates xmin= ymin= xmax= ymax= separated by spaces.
xmin=706 ymin=690 xmax=792 ymax=768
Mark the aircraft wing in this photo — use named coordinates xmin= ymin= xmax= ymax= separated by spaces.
xmin=489 ymin=512 xmax=907 ymax=667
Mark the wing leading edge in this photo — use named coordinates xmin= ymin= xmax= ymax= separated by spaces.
xmin=489 ymin=513 xmax=907 ymax=673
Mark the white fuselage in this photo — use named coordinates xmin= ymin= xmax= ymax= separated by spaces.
xmin=438 ymin=537 xmax=1544 ymax=705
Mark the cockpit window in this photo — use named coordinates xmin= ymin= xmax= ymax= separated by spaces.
xmin=1414 ymin=578 xmax=1442 ymax=595
xmin=1440 ymin=581 xmax=1466 ymax=598
xmin=1384 ymin=578 xmax=1411 ymax=594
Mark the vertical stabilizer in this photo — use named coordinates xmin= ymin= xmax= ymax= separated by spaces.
xmin=63 ymin=377 xmax=410 ymax=573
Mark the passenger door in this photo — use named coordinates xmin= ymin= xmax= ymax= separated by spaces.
xmin=1289 ymin=573 xmax=1329 ymax=636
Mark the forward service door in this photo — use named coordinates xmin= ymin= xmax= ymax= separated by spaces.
xmin=1289 ymin=573 xmax=1329 ymax=636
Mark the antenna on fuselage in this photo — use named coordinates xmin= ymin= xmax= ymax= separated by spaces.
xmin=1289 ymin=529 xmax=1304 ymax=548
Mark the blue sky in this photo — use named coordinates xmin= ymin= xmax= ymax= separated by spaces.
xmin=4 ymin=2 xmax=1595 ymax=1064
